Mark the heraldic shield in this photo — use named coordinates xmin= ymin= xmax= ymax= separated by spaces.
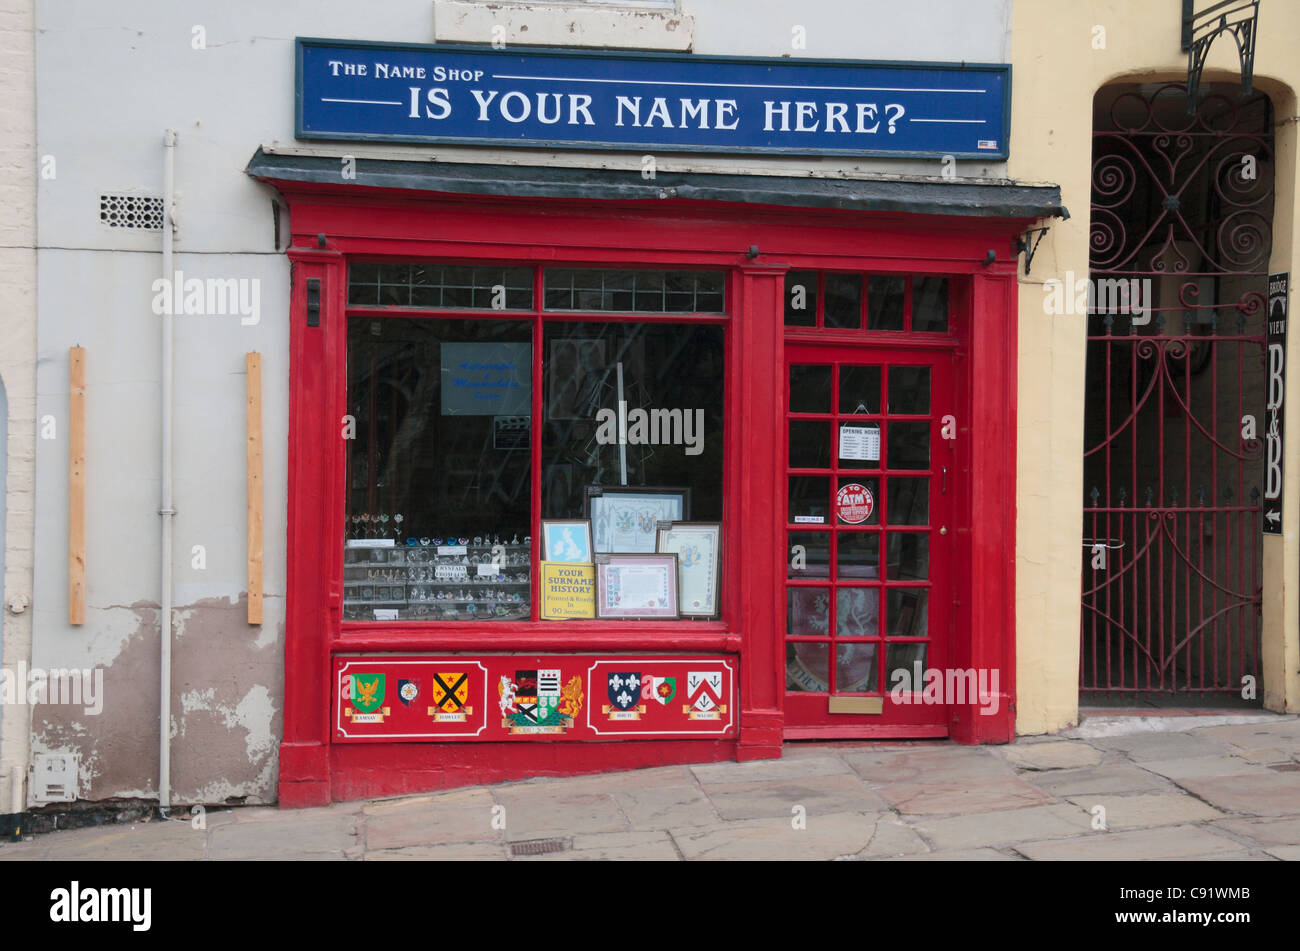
xmin=431 ymin=671 xmax=469 ymax=713
xmin=607 ymin=671 xmax=641 ymax=711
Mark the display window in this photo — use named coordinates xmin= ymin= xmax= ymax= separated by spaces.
xmin=264 ymin=177 xmax=1029 ymax=803
xmin=343 ymin=262 xmax=726 ymax=624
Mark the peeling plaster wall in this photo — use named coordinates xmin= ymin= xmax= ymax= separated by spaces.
xmin=30 ymin=597 xmax=282 ymax=802
xmin=31 ymin=0 xmax=1014 ymax=802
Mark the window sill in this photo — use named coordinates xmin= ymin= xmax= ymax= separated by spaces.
xmin=335 ymin=619 xmax=737 ymax=653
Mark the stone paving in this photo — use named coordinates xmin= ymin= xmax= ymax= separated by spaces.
xmin=1 ymin=713 xmax=1296 ymax=861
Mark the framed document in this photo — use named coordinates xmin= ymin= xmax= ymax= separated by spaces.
xmin=656 ymin=522 xmax=720 ymax=618
xmin=586 ymin=486 xmax=691 ymax=553
xmin=541 ymin=519 xmax=593 ymax=563
xmin=594 ymin=553 xmax=679 ymax=619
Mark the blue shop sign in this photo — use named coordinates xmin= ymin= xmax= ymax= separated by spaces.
xmin=297 ymin=38 xmax=1010 ymax=159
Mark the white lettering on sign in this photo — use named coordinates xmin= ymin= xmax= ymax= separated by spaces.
xmin=1266 ymin=342 xmax=1284 ymax=500
xmin=836 ymin=483 xmax=875 ymax=524
xmin=465 ymin=89 xmax=595 ymax=125
xmin=1263 ymin=273 xmax=1288 ymax=533
xmin=392 ymin=88 xmax=910 ymax=137
xmin=762 ymin=100 xmax=902 ymax=133
xmin=304 ymin=43 xmax=1011 ymax=161
xmin=614 ymin=96 xmax=740 ymax=130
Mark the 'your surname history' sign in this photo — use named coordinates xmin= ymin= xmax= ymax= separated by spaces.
xmin=297 ymin=39 xmax=1010 ymax=159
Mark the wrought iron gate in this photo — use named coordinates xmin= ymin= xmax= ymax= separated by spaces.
xmin=1081 ymin=83 xmax=1273 ymax=698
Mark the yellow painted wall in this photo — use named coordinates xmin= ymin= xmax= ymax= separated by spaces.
xmin=1009 ymin=0 xmax=1300 ymax=732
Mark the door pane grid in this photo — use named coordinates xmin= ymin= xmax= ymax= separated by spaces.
xmin=786 ymin=357 xmax=939 ymax=696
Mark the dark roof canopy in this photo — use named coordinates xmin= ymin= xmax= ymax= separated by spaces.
xmin=247 ymin=147 xmax=1065 ymax=220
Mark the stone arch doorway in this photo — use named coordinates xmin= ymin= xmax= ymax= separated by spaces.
xmin=1080 ymin=80 xmax=1274 ymax=703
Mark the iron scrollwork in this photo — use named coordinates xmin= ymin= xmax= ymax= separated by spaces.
xmin=1182 ymin=0 xmax=1261 ymax=113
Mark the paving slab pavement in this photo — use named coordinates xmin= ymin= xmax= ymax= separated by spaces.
xmin=1 ymin=713 xmax=1294 ymax=861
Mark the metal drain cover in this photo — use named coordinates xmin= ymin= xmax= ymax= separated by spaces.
xmin=509 ymin=837 xmax=572 ymax=857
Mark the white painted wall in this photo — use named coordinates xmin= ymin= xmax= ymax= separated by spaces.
xmin=1 ymin=0 xmax=36 ymax=816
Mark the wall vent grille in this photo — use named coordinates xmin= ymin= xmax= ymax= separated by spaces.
xmin=99 ymin=193 xmax=164 ymax=230
xmin=30 ymin=753 xmax=80 ymax=804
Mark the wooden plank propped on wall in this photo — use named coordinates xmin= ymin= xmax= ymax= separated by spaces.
xmin=246 ymin=352 xmax=263 ymax=625
xmin=68 ymin=346 xmax=85 ymax=625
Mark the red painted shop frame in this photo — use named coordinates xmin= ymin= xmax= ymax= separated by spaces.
xmin=265 ymin=176 xmax=1027 ymax=807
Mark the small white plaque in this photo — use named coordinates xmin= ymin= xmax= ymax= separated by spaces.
xmin=839 ymin=424 xmax=880 ymax=461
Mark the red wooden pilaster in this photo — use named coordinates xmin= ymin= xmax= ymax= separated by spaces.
xmin=735 ymin=265 xmax=785 ymax=760
xmin=279 ymin=244 xmax=345 ymax=807
xmin=951 ymin=267 xmax=1018 ymax=743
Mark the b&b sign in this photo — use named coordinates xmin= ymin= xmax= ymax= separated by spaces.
xmin=1263 ymin=272 xmax=1288 ymax=535
xmin=297 ymin=39 xmax=1010 ymax=159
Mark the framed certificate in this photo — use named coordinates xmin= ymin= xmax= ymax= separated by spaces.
xmin=656 ymin=522 xmax=720 ymax=618
xmin=541 ymin=519 xmax=593 ymax=563
xmin=594 ymin=553 xmax=679 ymax=619
xmin=586 ymin=485 xmax=691 ymax=553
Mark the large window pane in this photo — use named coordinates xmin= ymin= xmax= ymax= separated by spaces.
xmin=344 ymin=317 xmax=532 ymax=621
xmin=541 ymin=322 xmax=724 ymax=538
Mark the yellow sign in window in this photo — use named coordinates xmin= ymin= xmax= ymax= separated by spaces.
xmin=540 ymin=561 xmax=596 ymax=620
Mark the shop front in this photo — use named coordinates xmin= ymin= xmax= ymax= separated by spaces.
xmin=257 ymin=40 xmax=1063 ymax=806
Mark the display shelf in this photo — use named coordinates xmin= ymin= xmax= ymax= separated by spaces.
xmin=342 ymin=537 xmax=532 ymax=620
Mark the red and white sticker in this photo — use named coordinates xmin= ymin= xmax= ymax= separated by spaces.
xmin=836 ymin=483 xmax=874 ymax=524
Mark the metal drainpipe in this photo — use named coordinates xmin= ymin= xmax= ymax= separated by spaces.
xmin=159 ymin=129 xmax=177 ymax=811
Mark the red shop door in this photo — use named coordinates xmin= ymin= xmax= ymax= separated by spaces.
xmin=783 ymin=346 xmax=955 ymax=736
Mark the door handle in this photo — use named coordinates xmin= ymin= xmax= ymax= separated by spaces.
xmin=941 ymin=465 xmax=947 ymax=495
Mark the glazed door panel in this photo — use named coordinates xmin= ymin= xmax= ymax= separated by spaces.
xmin=783 ymin=346 xmax=955 ymax=734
